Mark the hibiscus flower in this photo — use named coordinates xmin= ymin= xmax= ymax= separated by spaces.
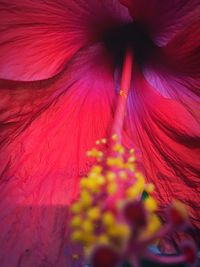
xmin=0 ymin=1 xmax=199 ymax=266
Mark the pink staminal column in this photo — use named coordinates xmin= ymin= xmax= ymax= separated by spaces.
xmin=111 ymin=48 xmax=133 ymax=143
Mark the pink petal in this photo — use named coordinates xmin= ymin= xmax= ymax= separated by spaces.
xmin=0 ymin=44 xmax=116 ymax=266
xmin=0 ymin=0 xmax=130 ymax=81
xmin=120 ymin=0 xmax=200 ymax=45
xmin=125 ymin=67 xmax=200 ymax=244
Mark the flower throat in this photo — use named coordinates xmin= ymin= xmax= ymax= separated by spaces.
xmin=103 ymin=22 xmax=156 ymax=66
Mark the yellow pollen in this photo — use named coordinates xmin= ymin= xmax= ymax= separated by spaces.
xmin=87 ymin=207 xmax=101 ymax=220
xmin=145 ymin=183 xmax=155 ymax=193
xmin=119 ymin=90 xmax=127 ymax=98
xmin=111 ymin=134 xmax=118 ymax=141
xmin=70 ymin=216 xmax=82 ymax=228
xmin=106 ymin=171 xmax=116 ymax=181
xmin=107 ymin=182 xmax=117 ymax=195
xmin=124 ymin=163 xmax=135 ymax=172
xmin=126 ymin=186 xmax=140 ymax=199
xmin=113 ymin=143 xmax=125 ymax=154
xmin=82 ymin=220 xmax=94 ymax=233
xmin=71 ymin=230 xmax=83 ymax=242
xmin=91 ymin=165 xmax=102 ymax=174
xmin=96 ymin=140 xmax=100 ymax=145
xmin=102 ymin=212 xmax=115 ymax=227
xmin=129 ymin=148 xmax=135 ymax=154
xmin=98 ymin=234 xmax=110 ymax=245
xmin=80 ymin=190 xmax=92 ymax=208
xmin=128 ymin=156 xmax=136 ymax=162
xmin=144 ymin=196 xmax=157 ymax=212
xmin=108 ymin=223 xmax=130 ymax=239
xmin=86 ymin=148 xmax=103 ymax=158
xmin=101 ymin=138 xmax=107 ymax=144
xmin=71 ymin=203 xmax=82 ymax=214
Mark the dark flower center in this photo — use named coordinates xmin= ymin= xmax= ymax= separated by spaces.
xmin=103 ymin=22 xmax=156 ymax=66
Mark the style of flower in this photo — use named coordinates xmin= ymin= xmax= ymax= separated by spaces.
xmin=0 ymin=1 xmax=199 ymax=267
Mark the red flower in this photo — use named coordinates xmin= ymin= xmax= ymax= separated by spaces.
xmin=0 ymin=1 xmax=199 ymax=266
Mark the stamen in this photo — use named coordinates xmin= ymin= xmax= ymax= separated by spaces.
xmin=111 ymin=48 xmax=133 ymax=143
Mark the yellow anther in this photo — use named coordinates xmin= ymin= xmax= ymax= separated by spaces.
xmin=149 ymin=214 xmax=161 ymax=232
xmin=135 ymin=172 xmax=145 ymax=189
xmin=116 ymin=224 xmax=130 ymax=238
xmin=113 ymin=143 xmax=125 ymax=154
xmin=90 ymin=165 xmax=102 ymax=174
xmin=71 ymin=202 xmax=82 ymax=214
xmin=82 ymin=233 xmax=96 ymax=246
xmin=87 ymin=207 xmax=101 ymax=220
xmin=135 ymin=172 xmax=144 ymax=181
xmin=106 ymin=157 xmax=116 ymax=167
xmin=126 ymin=186 xmax=139 ymax=199
xmin=101 ymin=138 xmax=107 ymax=144
xmin=89 ymin=172 xmax=98 ymax=179
xmin=135 ymin=180 xmax=145 ymax=192
xmin=70 ymin=216 xmax=82 ymax=228
xmin=96 ymin=140 xmax=100 ymax=145
xmin=80 ymin=178 xmax=89 ymax=189
xmin=102 ymin=212 xmax=115 ymax=227
xmin=85 ymin=179 xmax=99 ymax=192
xmin=80 ymin=190 xmax=92 ymax=208
xmin=71 ymin=230 xmax=83 ymax=242
xmin=145 ymin=183 xmax=155 ymax=193
xmin=142 ymin=214 xmax=161 ymax=238
xmin=106 ymin=171 xmax=116 ymax=182
xmin=114 ymin=157 xmax=124 ymax=168
xmin=98 ymin=234 xmax=110 ymax=245
xmin=144 ymin=196 xmax=157 ymax=212
xmin=111 ymin=134 xmax=118 ymax=141
xmin=119 ymin=90 xmax=127 ymax=98
xmin=119 ymin=89 xmax=124 ymax=96
xmin=119 ymin=171 xmax=127 ymax=180
xmin=128 ymin=156 xmax=136 ymax=162
xmin=86 ymin=150 xmax=93 ymax=157
xmin=107 ymin=182 xmax=117 ymax=195
xmin=129 ymin=148 xmax=135 ymax=154
xmin=124 ymin=163 xmax=135 ymax=172
xmin=86 ymin=148 xmax=103 ymax=158
xmin=108 ymin=223 xmax=130 ymax=239
xmin=82 ymin=220 xmax=94 ymax=233
xmin=107 ymin=157 xmax=124 ymax=168
xmin=97 ymin=151 xmax=103 ymax=157
xmin=96 ymin=175 xmax=105 ymax=186
xmin=86 ymin=148 xmax=96 ymax=157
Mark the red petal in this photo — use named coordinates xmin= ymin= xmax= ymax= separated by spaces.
xmin=0 ymin=44 xmax=116 ymax=266
xmin=120 ymin=0 xmax=200 ymax=45
xmin=126 ymin=68 xmax=200 ymax=237
xmin=163 ymin=21 xmax=200 ymax=77
xmin=167 ymin=205 xmax=187 ymax=229
xmin=0 ymin=0 xmax=130 ymax=81
xmin=144 ymin=28 xmax=200 ymax=155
